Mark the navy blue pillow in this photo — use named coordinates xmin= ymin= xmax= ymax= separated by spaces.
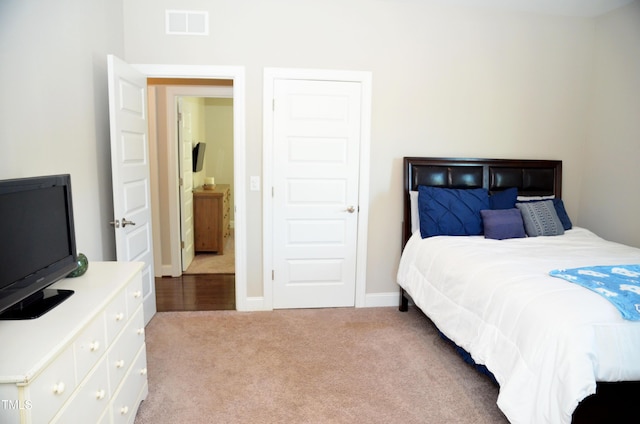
xmin=489 ymin=187 xmax=518 ymax=210
xmin=480 ymin=208 xmax=526 ymax=240
xmin=418 ymin=186 xmax=489 ymax=237
xmin=516 ymin=198 xmax=573 ymax=230
xmin=551 ymin=199 xmax=573 ymax=230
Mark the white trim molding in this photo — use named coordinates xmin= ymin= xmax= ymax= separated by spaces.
xmin=364 ymin=292 xmax=401 ymax=308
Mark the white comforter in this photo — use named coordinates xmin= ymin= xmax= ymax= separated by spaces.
xmin=396 ymin=227 xmax=640 ymax=424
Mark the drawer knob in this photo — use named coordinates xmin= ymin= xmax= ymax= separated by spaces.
xmin=96 ymin=389 xmax=106 ymax=400
xmin=115 ymin=359 xmax=125 ymax=369
xmin=137 ymin=328 xmax=145 ymax=336
xmin=133 ymin=290 xmax=142 ymax=298
xmin=89 ymin=341 xmax=100 ymax=352
xmin=120 ymin=405 xmax=129 ymax=415
xmin=52 ymin=382 xmax=66 ymax=395
xmin=115 ymin=312 xmax=125 ymax=321
xmin=140 ymin=367 xmax=148 ymax=376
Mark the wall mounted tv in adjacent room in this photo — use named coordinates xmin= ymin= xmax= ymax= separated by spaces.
xmin=0 ymin=174 xmax=78 ymax=320
xmin=193 ymin=142 xmax=206 ymax=172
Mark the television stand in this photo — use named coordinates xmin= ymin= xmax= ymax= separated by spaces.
xmin=0 ymin=288 xmax=74 ymax=320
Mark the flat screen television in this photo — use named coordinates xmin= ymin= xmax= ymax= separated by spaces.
xmin=0 ymin=174 xmax=78 ymax=320
xmin=192 ymin=142 xmax=206 ymax=172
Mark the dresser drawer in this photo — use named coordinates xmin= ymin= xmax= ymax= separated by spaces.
xmin=74 ymin=312 xmax=107 ymax=379
xmin=105 ymin=289 xmax=129 ymax=344
xmin=28 ymin=344 xmax=76 ymax=424
xmin=126 ymin=275 xmax=144 ymax=316
xmin=111 ymin=346 xmax=148 ymax=424
xmin=108 ymin=307 xmax=145 ymax=391
xmin=51 ymin=359 xmax=110 ymax=424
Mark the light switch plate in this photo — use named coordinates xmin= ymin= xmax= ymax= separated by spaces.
xmin=250 ymin=176 xmax=261 ymax=191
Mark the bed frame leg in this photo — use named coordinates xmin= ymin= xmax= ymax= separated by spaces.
xmin=399 ymin=288 xmax=409 ymax=312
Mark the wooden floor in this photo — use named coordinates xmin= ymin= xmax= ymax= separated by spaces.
xmin=155 ymin=274 xmax=235 ymax=312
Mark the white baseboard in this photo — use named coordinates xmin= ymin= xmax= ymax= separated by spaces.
xmin=161 ymin=265 xmax=174 ymax=277
xmin=239 ymin=292 xmax=400 ymax=311
xmin=241 ymin=296 xmax=270 ymax=311
xmin=363 ymin=292 xmax=400 ymax=308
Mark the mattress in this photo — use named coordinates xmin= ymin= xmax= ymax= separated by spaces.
xmin=396 ymin=227 xmax=640 ymax=424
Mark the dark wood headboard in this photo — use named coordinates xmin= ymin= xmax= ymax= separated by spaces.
xmin=402 ymin=157 xmax=563 ymax=246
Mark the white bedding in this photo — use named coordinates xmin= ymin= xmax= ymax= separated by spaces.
xmin=396 ymin=227 xmax=640 ymax=424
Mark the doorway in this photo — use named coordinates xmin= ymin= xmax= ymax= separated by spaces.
xmin=149 ymin=82 xmax=235 ymax=311
xmin=132 ymin=65 xmax=246 ymax=310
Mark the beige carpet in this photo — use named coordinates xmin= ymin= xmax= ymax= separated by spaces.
xmin=134 ymin=306 xmax=508 ymax=424
xmin=184 ymin=233 xmax=235 ymax=274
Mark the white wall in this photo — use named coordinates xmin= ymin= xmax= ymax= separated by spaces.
xmin=123 ymin=0 xmax=597 ymax=298
xmin=0 ymin=0 xmax=124 ymax=261
xmin=2 ymin=0 xmax=636 ymax=304
xmin=204 ymin=98 xmax=235 ymax=213
xmin=580 ymin=1 xmax=640 ymax=247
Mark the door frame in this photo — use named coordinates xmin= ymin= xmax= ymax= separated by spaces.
xmin=262 ymin=68 xmax=372 ymax=310
xmin=133 ymin=64 xmax=248 ymax=311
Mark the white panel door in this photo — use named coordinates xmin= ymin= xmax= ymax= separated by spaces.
xmin=177 ymin=98 xmax=195 ymax=271
xmin=107 ymin=55 xmax=156 ymax=325
xmin=272 ymin=79 xmax=362 ymax=309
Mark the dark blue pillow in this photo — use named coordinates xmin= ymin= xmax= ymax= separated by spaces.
xmin=551 ymin=199 xmax=573 ymax=230
xmin=489 ymin=187 xmax=518 ymax=210
xmin=516 ymin=198 xmax=573 ymax=230
xmin=418 ymin=186 xmax=489 ymax=237
xmin=480 ymin=209 xmax=526 ymax=240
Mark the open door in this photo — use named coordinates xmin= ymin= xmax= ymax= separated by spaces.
xmin=107 ymin=54 xmax=157 ymax=325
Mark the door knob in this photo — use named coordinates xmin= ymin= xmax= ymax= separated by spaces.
xmin=345 ymin=206 xmax=356 ymax=213
xmin=122 ymin=218 xmax=136 ymax=227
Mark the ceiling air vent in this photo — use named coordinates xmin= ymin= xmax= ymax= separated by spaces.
xmin=165 ymin=10 xmax=209 ymax=36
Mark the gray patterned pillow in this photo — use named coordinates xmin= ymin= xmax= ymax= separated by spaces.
xmin=515 ymin=200 xmax=565 ymax=237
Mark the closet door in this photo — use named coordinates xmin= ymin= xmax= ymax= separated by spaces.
xmin=271 ymin=78 xmax=363 ymax=309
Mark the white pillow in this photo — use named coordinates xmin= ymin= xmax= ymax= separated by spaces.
xmin=410 ymin=190 xmax=419 ymax=234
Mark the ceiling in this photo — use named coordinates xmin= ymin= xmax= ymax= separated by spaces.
xmin=433 ymin=0 xmax=636 ymax=17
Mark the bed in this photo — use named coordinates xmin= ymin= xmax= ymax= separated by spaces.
xmin=396 ymin=157 xmax=640 ymax=424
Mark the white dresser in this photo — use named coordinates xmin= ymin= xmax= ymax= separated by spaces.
xmin=0 ymin=262 xmax=149 ymax=423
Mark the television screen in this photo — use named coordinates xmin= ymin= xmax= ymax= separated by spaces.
xmin=193 ymin=142 xmax=206 ymax=172
xmin=0 ymin=175 xmax=78 ymax=319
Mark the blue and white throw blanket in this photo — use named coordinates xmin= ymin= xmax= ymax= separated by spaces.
xmin=549 ymin=265 xmax=640 ymax=321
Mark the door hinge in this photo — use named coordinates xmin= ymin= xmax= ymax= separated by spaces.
xmin=179 ymin=177 xmax=183 ymax=187
xmin=272 ymin=99 xmax=275 ymax=111
xmin=272 ymin=270 xmax=274 ymax=280
xmin=272 ymin=187 xmax=274 ymax=198
xmin=181 ymin=241 xmax=185 ymax=249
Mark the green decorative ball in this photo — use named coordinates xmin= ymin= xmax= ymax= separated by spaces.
xmin=67 ymin=253 xmax=89 ymax=278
